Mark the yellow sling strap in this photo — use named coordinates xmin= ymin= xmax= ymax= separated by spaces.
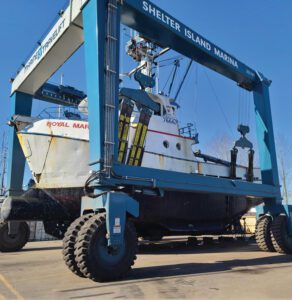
xmin=118 ymin=99 xmax=134 ymax=163
xmin=127 ymin=108 xmax=152 ymax=166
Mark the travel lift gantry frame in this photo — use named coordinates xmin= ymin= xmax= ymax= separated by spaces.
xmin=5 ymin=0 xmax=292 ymax=270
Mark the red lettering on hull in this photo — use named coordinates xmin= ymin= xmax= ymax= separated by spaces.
xmin=73 ymin=123 xmax=89 ymax=129
xmin=47 ymin=121 xmax=70 ymax=127
xmin=46 ymin=121 xmax=89 ymax=129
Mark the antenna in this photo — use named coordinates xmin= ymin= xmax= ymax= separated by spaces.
xmin=59 ymin=73 xmax=64 ymax=118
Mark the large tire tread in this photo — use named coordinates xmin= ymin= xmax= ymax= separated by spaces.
xmin=75 ymin=213 xmax=137 ymax=282
xmin=0 ymin=221 xmax=30 ymax=252
xmin=255 ymin=215 xmax=275 ymax=252
xmin=62 ymin=214 xmax=93 ymax=277
xmin=271 ymin=214 xmax=292 ymax=254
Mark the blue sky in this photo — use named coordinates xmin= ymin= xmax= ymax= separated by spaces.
xmin=1 ymin=0 xmax=292 ymax=194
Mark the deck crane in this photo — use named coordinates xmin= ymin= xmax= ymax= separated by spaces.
xmin=2 ymin=0 xmax=292 ymax=280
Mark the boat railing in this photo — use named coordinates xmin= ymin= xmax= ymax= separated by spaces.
xmin=37 ymin=106 xmax=88 ymax=121
xmin=179 ymin=123 xmax=196 ymax=138
xmin=179 ymin=123 xmax=199 ymax=144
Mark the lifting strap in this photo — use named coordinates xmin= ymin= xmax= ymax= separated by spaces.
xmin=118 ymin=99 xmax=134 ymax=163
xmin=247 ymin=149 xmax=254 ymax=182
xmin=230 ymin=147 xmax=238 ymax=179
xmin=127 ymin=107 xmax=152 ymax=166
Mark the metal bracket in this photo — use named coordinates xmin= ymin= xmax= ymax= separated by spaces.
xmin=81 ymin=192 xmax=139 ymax=248
xmin=234 ymin=125 xmax=253 ymax=149
xmin=134 ymin=70 xmax=155 ymax=90
xmin=120 ymin=88 xmax=160 ymax=112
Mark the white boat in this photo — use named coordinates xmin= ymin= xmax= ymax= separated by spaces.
xmin=13 ymin=92 xmax=258 ymax=191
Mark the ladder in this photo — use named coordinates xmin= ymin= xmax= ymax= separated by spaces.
xmin=104 ymin=0 xmax=119 ymax=177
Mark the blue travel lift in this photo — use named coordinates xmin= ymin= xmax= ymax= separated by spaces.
xmin=2 ymin=0 xmax=292 ymax=281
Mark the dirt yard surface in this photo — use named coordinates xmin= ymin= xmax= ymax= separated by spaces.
xmin=0 ymin=238 xmax=291 ymax=299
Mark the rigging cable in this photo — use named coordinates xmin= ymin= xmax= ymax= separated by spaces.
xmin=158 ymin=55 xmax=183 ymax=64
xmin=237 ymin=86 xmax=242 ymax=125
xmin=193 ymin=63 xmax=199 ymax=128
xmin=176 ymin=61 xmax=199 ymax=136
xmin=162 ymin=66 xmax=175 ymax=93
xmin=204 ymin=70 xmax=234 ymax=137
xmin=238 ymin=86 xmax=252 ymax=126
xmin=162 ymin=59 xmax=181 ymax=94
xmin=247 ymin=91 xmax=252 ymax=125
xmin=174 ymin=59 xmax=193 ymax=101
xmin=167 ymin=59 xmax=180 ymax=96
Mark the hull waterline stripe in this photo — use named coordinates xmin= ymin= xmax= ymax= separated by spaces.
xmin=131 ymin=127 xmax=195 ymax=141
xmin=18 ymin=131 xmax=88 ymax=142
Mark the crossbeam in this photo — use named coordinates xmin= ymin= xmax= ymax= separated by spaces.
xmin=11 ymin=0 xmax=87 ymax=95
xmin=121 ymin=0 xmax=258 ymax=90
xmin=12 ymin=0 xmax=260 ymax=96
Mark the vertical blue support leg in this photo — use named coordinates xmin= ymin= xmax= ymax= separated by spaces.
xmin=113 ymin=5 xmax=121 ymax=161
xmin=7 ymin=92 xmax=32 ymax=196
xmin=82 ymin=0 xmax=107 ymax=172
xmin=253 ymin=74 xmax=281 ymax=208
xmin=81 ymin=192 xmax=139 ymax=247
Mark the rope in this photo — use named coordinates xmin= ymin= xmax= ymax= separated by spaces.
xmin=204 ymin=70 xmax=234 ymax=136
xmin=162 ymin=63 xmax=176 ymax=93
xmin=168 ymin=60 xmax=180 ymax=96
xmin=238 ymin=86 xmax=242 ymax=125
xmin=238 ymin=86 xmax=252 ymax=127
xmin=193 ymin=64 xmax=199 ymax=128
xmin=247 ymin=91 xmax=252 ymax=125
xmin=174 ymin=59 xmax=193 ymax=101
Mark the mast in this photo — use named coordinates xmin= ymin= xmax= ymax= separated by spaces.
xmin=0 ymin=132 xmax=7 ymax=196
xmin=126 ymin=33 xmax=158 ymax=94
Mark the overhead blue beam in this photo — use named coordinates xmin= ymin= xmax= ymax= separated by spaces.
xmin=121 ymin=0 xmax=257 ymax=90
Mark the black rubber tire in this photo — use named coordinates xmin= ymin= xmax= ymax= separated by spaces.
xmin=62 ymin=214 xmax=93 ymax=277
xmin=255 ymin=215 xmax=275 ymax=252
xmin=75 ymin=213 xmax=138 ymax=282
xmin=0 ymin=221 xmax=30 ymax=252
xmin=270 ymin=214 xmax=292 ymax=254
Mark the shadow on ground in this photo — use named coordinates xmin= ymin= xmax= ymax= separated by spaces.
xmin=21 ymin=245 xmax=62 ymax=252
xmin=138 ymin=239 xmax=257 ymax=255
xmin=60 ymin=241 xmax=292 ymax=295
xmin=129 ymin=254 xmax=292 ymax=281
